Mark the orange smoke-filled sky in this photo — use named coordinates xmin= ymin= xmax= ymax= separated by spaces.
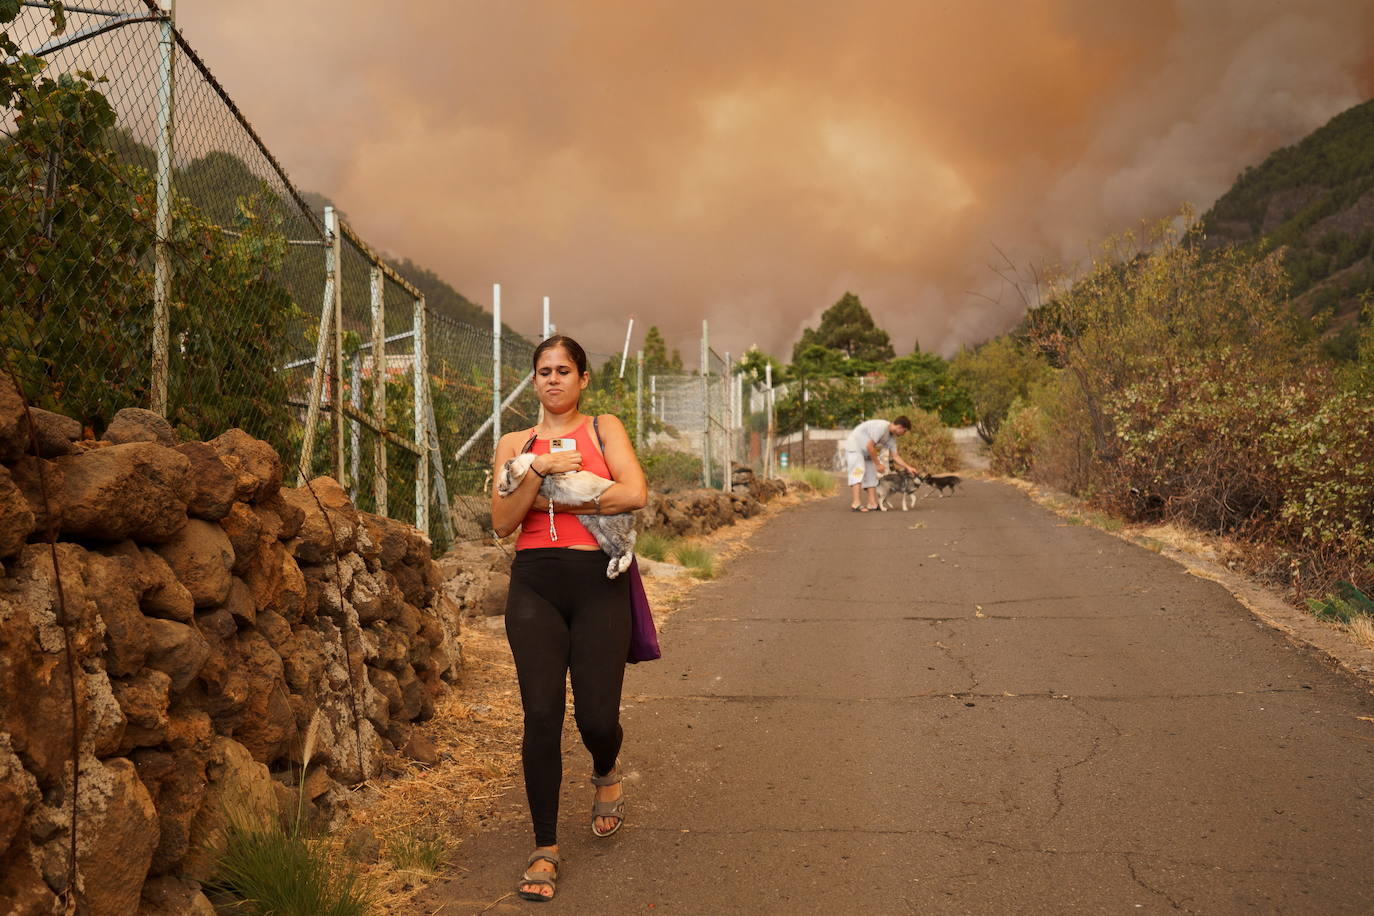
xmin=180 ymin=0 xmax=1374 ymax=361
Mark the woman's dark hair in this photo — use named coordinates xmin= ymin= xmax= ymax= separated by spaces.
xmin=531 ymin=334 xmax=589 ymax=376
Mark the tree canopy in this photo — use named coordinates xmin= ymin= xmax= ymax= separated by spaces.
xmin=643 ymin=325 xmax=683 ymax=375
xmin=791 ymin=292 xmax=895 ymax=365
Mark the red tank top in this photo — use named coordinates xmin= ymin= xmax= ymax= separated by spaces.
xmin=514 ymin=418 xmax=612 ymax=551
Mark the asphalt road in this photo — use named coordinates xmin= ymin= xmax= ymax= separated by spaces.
xmin=424 ymin=479 xmax=1374 ymax=914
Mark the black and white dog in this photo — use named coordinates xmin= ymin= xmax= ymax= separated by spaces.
xmin=496 ymin=453 xmax=637 ymax=578
xmin=919 ymin=472 xmax=962 ymax=497
xmin=875 ymin=469 xmax=921 ymax=511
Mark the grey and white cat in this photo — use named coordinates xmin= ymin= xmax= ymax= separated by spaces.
xmin=496 ymin=452 xmax=637 ymax=578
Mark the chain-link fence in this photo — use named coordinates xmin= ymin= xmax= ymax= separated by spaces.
xmin=1 ymin=2 xmax=571 ymax=549
xmin=641 ymin=327 xmax=777 ymax=490
xmin=2 ymin=5 xmax=783 ymax=547
xmin=3 ymin=1 xmax=328 ymax=453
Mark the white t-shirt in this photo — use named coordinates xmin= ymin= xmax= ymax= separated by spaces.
xmin=847 ymin=419 xmax=894 ymax=458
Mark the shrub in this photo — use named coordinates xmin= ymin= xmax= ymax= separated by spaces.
xmin=991 ymin=212 xmax=1373 ymax=595
xmin=1102 ymin=354 xmax=1292 ymax=530
xmin=640 ymin=445 xmax=703 ymax=492
xmin=989 ymin=401 xmax=1044 ymax=477
xmin=951 ymin=336 xmax=1053 ymax=442
xmin=886 ymin=408 xmax=961 ymax=472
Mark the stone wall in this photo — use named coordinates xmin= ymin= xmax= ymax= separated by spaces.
xmin=634 ymin=466 xmax=790 ymax=538
xmin=0 ymin=377 xmax=460 ymax=914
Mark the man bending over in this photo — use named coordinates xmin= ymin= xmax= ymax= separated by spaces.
xmin=845 ymin=416 xmax=917 ymax=511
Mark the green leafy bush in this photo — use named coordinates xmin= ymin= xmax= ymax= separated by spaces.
xmin=887 ymin=408 xmax=961 ymax=473
xmin=0 ymin=43 xmax=301 ymax=445
xmin=641 ymin=445 xmax=703 ymax=492
xmin=1305 ymin=583 xmax=1374 ymax=623
xmin=951 ymin=336 xmax=1053 ymax=442
xmin=989 ymin=401 xmax=1044 ymax=477
xmin=985 ymin=213 xmax=1372 ymax=596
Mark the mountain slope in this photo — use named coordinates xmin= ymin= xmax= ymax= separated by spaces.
xmin=1202 ymin=98 xmax=1374 ymax=351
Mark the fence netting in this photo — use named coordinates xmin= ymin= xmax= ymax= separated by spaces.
xmin=3 ymin=5 xmax=776 ymax=549
xmin=4 ymin=2 xmax=327 ymax=459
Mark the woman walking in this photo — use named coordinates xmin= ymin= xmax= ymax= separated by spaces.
xmin=490 ymin=335 xmax=648 ymax=902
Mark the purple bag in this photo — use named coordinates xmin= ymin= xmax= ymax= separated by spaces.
xmin=627 ymin=557 xmax=661 ymax=664
xmin=549 ymin=417 xmax=659 ymax=664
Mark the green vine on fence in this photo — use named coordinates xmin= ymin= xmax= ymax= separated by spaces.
xmin=1 ymin=10 xmax=303 ymax=445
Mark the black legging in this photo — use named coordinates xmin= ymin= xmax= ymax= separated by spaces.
xmin=505 ymin=547 xmax=632 ymax=847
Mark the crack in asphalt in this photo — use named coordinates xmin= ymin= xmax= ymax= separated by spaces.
xmin=929 ymin=621 xmax=980 ymax=694
xmin=625 ymin=687 xmax=1322 ymax=703
xmin=716 ymin=594 xmax=975 ymax=606
xmin=686 ymin=614 xmax=1161 ymax=623
xmin=1046 ymin=697 xmax=1126 ymax=825
xmin=975 ymin=592 xmax=1142 ymax=606
xmin=1125 ymin=852 xmax=1189 ymax=911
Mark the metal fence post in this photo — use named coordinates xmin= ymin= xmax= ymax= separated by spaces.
xmin=765 ymin=362 xmax=774 ymax=478
xmin=349 ymin=350 xmax=361 ymax=499
xmin=331 ymin=226 xmax=346 ymax=485
xmin=635 ymin=349 xmax=644 ymax=449
xmin=492 ymin=283 xmax=502 ymax=447
xmin=700 ymin=320 xmax=710 ymax=488
xmin=151 ymin=0 xmax=176 ymax=415
xmin=299 ymin=206 xmax=339 ymax=484
xmin=414 ymin=295 xmax=430 ymax=537
xmin=370 ymin=266 xmax=387 ymax=516
xmin=722 ymin=351 xmax=732 ymax=492
xmin=424 ymin=392 xmax=455 ymax=545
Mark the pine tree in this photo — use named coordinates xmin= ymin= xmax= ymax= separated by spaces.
xmin=643 ymin=325 xmax=677 ymax=375
xmin=791 ymin=292 xmax=895 ymax=363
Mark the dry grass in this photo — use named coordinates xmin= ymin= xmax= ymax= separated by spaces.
xmin=346 ymin=484 xmax=822 ymax=912
xmin=345 ymin=629 xmax=523 ymax=913
xmin=1348 ymin=616 xmax=1374 ymax=651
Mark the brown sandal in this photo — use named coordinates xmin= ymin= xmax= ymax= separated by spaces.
xmin=590 ymin=769 xmax=625 ymax=837
xmin=516 ymin=849 xmax=560 ymax=902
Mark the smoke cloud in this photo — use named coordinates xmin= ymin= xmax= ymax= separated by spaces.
xmin=181 ymin=0 xmax=1374 ymax=360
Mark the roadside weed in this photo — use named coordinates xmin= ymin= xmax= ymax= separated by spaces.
xmin=635 ymin=531 xmax=677 ymax=562
xmin=782 ymin=466 xmax=836 ymax=495
xmin=211 ymin=819 xmax=371 ymax=916
xmin=1348 ymin=615 xmax=1374 ymax=650
xmin=673 ymin=544 xmax=716 ymax=579
xmin=384 ymin=831 xmax=450 ymax=875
